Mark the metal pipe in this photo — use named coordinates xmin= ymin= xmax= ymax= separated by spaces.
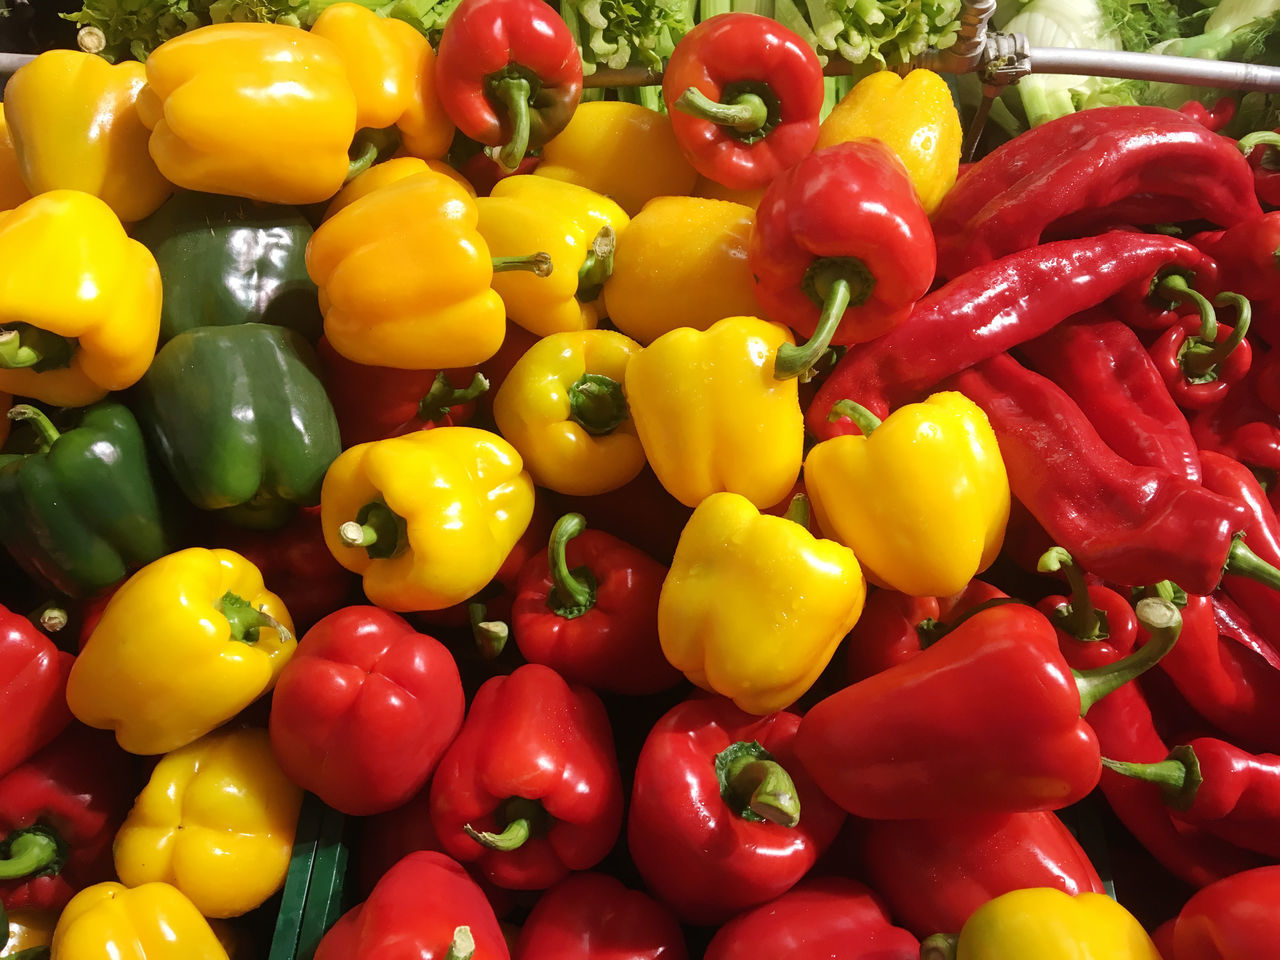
xmin=1029 ymin=45 xmax=1280 ymax=91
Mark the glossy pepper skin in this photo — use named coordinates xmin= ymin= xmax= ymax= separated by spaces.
xmin=51 ymin=881 xmax=229 ymax=960
xmin=3 ymin=908 xmax=55 ymax=954
xmin=307 ymin=170 xmax=509 ymax=370
xmin=492 ymin=329 xmax=645 ymax=496
xmin=0 ymin=190 xmax=162 ymax=408
xmin=0 ymin=403 xmax=174 ymax=598
xmin=816 ymin=68 xmax=960 ymax=213
xmin=320 ymin=426 xmax=535 ymax=612
xmin=0 ymin=115 xmax=30 ymax=213
xmin=662 ymin=14 xmax=822 ymax=192
xmin=1157 ymin=865 xmax=1280 ymax=960
xmin=0 ymin=607 xmax=72 ymax=781
xmin=429 ymin=664 xmax=623 ymax=890
xmin=66 ymin=547 xmax=296 ymax=756
xmin=624 ymin=315 xmax=803 ymax=510
xmin=3 ymin=50 xmax=171 ymax=222
xmin=627 ymin=697 xmax=846 ymax=926
xmin=129 ymin=190 xmax=323 ymax=344
xmin=659 ymin=492 xmax=865 ymax=714
xmin=1193 ymin=212 xmax=1280 ymax=346
xmin=1149 ymin=312 xmax=1253 ymax=411
xmin=136 ymin=23 xmax=357 ymax=205
xmin=1190 ymin=366 xmax=1280 ymax=472
xmin=269 ymin=606 xmax=465 ymax=816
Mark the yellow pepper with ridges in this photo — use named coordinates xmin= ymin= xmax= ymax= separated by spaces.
xmin=0 ymin=190 xmax=162 ymax=408
xmin=114 ymin=727 xmax=303 ymax=919
xmin=815 ymin=69 xmax=961 ymax=215
xmin=3 ymin=50 xmax=172 ymax=222
xmin=493 ymin=329 xmax=645 ymax=496
xmin=0 ymin=112 xmax=32 ymax=212
xmin=136 ymin=23 xmax=357 ymax=205
xmin=323 ymin=156 xmax=474 ymax=220
xmin=804 ymin=392 xmax=1009 ymax=598
xmin=50 ymin=881 xmax=229 ymax=960
xmin=321 ymin=426 xmax=535 ymax=611
xmin=66 ymin=548 xmax=296 ymax=756
xmin=624 ymin=315 xmax=803 ymax=509
xmin=659 ymin=492 xmax=865 ymax=715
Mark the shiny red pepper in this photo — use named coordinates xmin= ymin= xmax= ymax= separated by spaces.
xmin=1179 ymin=98 xmax=1237 ymax=132
xmin=0 ymin=606 xmax=72 ymax=781
xmin=1191 ymin=364 xmax=1280 ymax=472
xmin=1149 ymin=306 xmax=1253 ymax=411
xmin=750 ymin=140 xmax=935 ymax=380
xmin=1154 ymin=864 xmax=1280 ymax=960
xmin=1035 ymin=547 xmax=1140 ymax=651
xmin=1240 ymin=129 xmax=1280 ymax=209
xmin=1192 ymin=212 xmax=1280 ymax=347
xmin=662 ymin=13 xmax=822 ymax=192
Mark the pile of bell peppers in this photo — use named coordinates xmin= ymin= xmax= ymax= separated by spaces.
xmin=7 ymin=3 xmax=1280 ymax=958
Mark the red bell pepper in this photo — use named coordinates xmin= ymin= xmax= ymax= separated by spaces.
xmin=514 ymin=870 xmax=688 ymax=960
xmin=662 ymin=13 xmax=822 ymax=192
xmin=1241 ymin=129 xmax=1280 ymax=211
xmin=795 ymin=598 xmax=1181 ymax=820
xmin=750 ymin=140 xmax=934 ymax=380
xmin=428 ymin=663 xmax=623 ymax=890
xmin=511 ymin=513 xmax=681 ymax=696
xmin=1148 ymin=300 xmax=1253 ymax=411
xmin=702 ymin=876 xmax=918 ymax=960
xmin=315 ymin=850 xmax=510 ymax=960
xmin=1154 ymin=864 xmax=1280 ymax=960
xmin=626 ymin=696 xmax=846 ymax=926
xmin=268 ymin=606 xmax=465 ymax=816
xmin=1190 ymin=364 xmax=1280 ymax=472
xmin=0 ymin=607 xmax=72 ymax=781
xmin=434 ymin=0 xmax=583 ymax=172
xmin=1036 ymin=547 xmax=1140 ymax=650
xmin=0 ymin=724 xmax=135 ymax=911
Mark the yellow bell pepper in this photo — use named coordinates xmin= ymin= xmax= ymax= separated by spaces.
xmin=477 ymin=176 xmax=629 ymax=338
xmin=0 ymin=112 xmax=31 ymax=213
xmin=3 ymin=50 xmax=172 ymax=223
xmin=815 ymin=68 xmax=961 ymax=215
xmin=320 ymin=426 xmax=535 ymax=611
xmin=136 ymin=22 xmax=358 ymax=205
xmin=659 ymin=492 xmax=865 ymax=715
xmin=804 ymin=392 xmax=1010 ymax=598
xmin=66 ymin=548 xmax=296 ymax=756
xmin=602 ymin=196 xmax=761 ymax=345
xmin=624 ymin=315 xmax=803 ymax=509
xmin=50 ymin=881 xmax=229 ymax=960
xmin=323 ymin=156 xmax=474 ymax=220
xmin=4 ymin=908 xmax=55 ymax=956
xmin=0 ymin=190 xmax=162 ymax=408
xmin=114 ymin=727 xmax=303 ymax=919
xmin=492 ymin=329 xmax=646 ymax=496
xmin=307 ymin=169 xmax=515 ymax=369
xmin=535 ymin=101 xmax=698 ymax=216
xmin=921 ymin=888 xmax=1163 ymax=960
xmin=309 ymin=3 xmax=454 ymax=160
xmin=692 ymin=174 xmax=766 ymax=209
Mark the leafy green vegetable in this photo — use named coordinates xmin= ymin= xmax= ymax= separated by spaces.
xmin=768 ymin=0 xmax=962 ymax=70
xmin=558 ymin=0 xmax=694 ymax=73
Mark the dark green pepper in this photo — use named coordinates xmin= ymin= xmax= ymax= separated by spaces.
xmin=134 ymin=324 xmax=342 ymax=530
xmin=130 ymin=190 xmax=323 ymax=343
xmin=0 ymin=403 xmax=175 ymax=597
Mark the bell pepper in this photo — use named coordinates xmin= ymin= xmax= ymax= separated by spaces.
xmin=662 ymin=13 xmax=822 ymax=192
xmin=308 ymin=2 xmax=454 ymax=161
xmin=794 ymin=598 xmax=1182 ymax=820
xmin=435 ymin=0 xmax=582 ymax=172
xmin=601 ymin=196 xmax=761 ymax=346
xmin=0 ymin=190 xmax=162 ymax=408
xmin=659 ymin=492 xmax=865 ymax=714
xmin=1192 ymin=211 xmax=1280 ymax=346
xmin=815 ymin=68 xmax=961 ymax=214
xmin=514 ymin=871 xmax=688 ymax=960
xmin=49 ymin=881 xmax=229 ymax=960
xmin=511 ymin=513 xmax=680 ymax=695
xmin=624 ymin=315 xmax=803 ymax=510
xmin=1156 ymin=865 xmax=1280 ymax=960
xmin=66 ymin=547 xmax=296 ymax=756
xmin=269 ymin=605 xmax=465 ymax=816
xmin=1190 ymin=365 xmax=1280 ymax=473
xmin=129 ymin=190 xmax=323 ymax=344
xmin=135 ymin=22 xmax=357 ymax=205
xmin=751 ymin=140 xmax=935 ymax=380
xmin=918 ymin=888 xmax=1161 ymax=960
xmin=3 ymin=50 xmax=171 ymax=223
xmin=805 ymin=392 xmax=1009 ymax=598
xmin=315 ymin=851 xmax=509 ymax=960
xmin=491 ymin=329 xmax=645 ymax=496
xmin=3 ymin=908 xmax=54 ymax=956
xmin=428 ymin=663 xmax=624 ymax=890
xmin=535 ymin=102 xmax=698 ymax=216
xmin=134 ymin=325 xmax=342 ymax=530
xmin=321 ymin=426 xmax=535 ymax=612
xmin=1150 ymin=303 xmax=1253 ymax=413
xmin=627 ymin=696 xmax=846 ymax=926
xmin=0 ymin=607 xmax=72 ymax=782
xmin=0 ymin=404 xmax=174 ymax=598
xmin=1036 ymin=548 xmax=1140 ymax=652
xmin=0 ymin=115 xmax=30 ymax=213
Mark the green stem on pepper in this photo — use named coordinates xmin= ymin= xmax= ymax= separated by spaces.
xmin=492 ymin=251 xmax=553 ymax=277
xmin=7 ymin=404 xmax=61 ymax=450
xmin=0 ymin=327 xmax=75 ymax=372
xmin=419 ymin=372 xmax=489 ymax=424
xmin=919 ymin=933 xmax=959 ymax=960
xmin=783 ymin=492 xmax=810 ymax=528
xmin=490 ymin=75 xmax=534 ymax=173
xmin=1037 ymin=547 xmax=1109 ymax=641
xmin=826 ymin=398 xmax=881 ymax=437
xmin=463 ymin=796 xmax=546 ymax=851
xmin=0 ymin=829 xmax=59 ymax=880
xmin=674 ymin=87 xmax=770 ymax=135
xmin=775 ymin=258 xmax=876 ymax=381
xmin=1157 ymin=274 xmax=1217 ymax=340
xmin=444 ymin=926 xmax=476 ymax=960
xmin=1101 ymin=743 xmax=1202 ymax=812
xmin=338 ymin=500 xmax=408 ymax=560
xmin=546 ymin=513 xmax=597 ymax=619
xmin=1222 ymin=536 xmax=1280 ymax=592
xmin=217 ymin=592 xmax=293 ymax=646
xmin=715 ymin=740 xmax=801 ymax=827
xmin=1180 ymin=292 xmax=1252 ymax=383
xmin=576 ymin=225 xmax=616 ymax=303
xmin=568 ymin=373 xmax=628 ymax=435
xmin=468 ymin=601 xmax=509 ymax=660
xmin=1074 ymin=597 xmax=1180 ymax=716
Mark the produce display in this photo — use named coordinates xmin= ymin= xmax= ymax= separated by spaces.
xmin=5 ymin=0 xmax=1280 ymax=957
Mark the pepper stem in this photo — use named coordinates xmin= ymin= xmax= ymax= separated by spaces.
xmin=826 ymin=399 xmax=882 ymax=437
xmin=468 ymin=602 xmax=508 ymax=660
xmin=490 ymin=76 xmax=533 ymax=173
xmin=1037 ymin=547 xmax=1108 ymax=641
xmin=0 ymin=829 xmax=59 ymax=880
xmin=568 ymin=373 xmax=628 ymax=435
xmin=547 ymin=513 xmax=596 ymax=618
xmin=37 ymin=606 xmax=68 ymax=633
xmin=1101 ymin=744 xmax=1202 ymax=812
xmin=1180 ymin=292 xmax=1252 ymax=382
xmin=0 ymin=331 xmax=41 ymax=369
xmin=338 ymin=500 xmax=407 ymax=560
xmin=1158 ymin=274 xmax=1217 ymax=340
xmin=783 ymin=493 xmax=810 ymax=527
xmin=774 ymin=278 xmax=852 ymax=381
xmin=1223 ymin=535 xmax=1280 ymax=591
xmin=919 ymin=934 xmax=960 ymax=960
xmin=1238 ymin=130 xmax=1280 ymax=155
xmin=492 ymin=252 xmax=553 ymax=277
xmin=715 ymin=740 xmax=801 ymax=827
xmin=445 ymin=926 xmax=475 ymax=960
xmin=576 ymin=225 xmax=616 ymax=302
xmin=674 ymin=87 xmax=770 ymax=134
xmin=1074 ymin=597 xmax=1180 ymax=716
xmin=217 ymin=592 xmax=293 ymax=646
xmin=462 ymin=797 xmax=545 ymax=852
xmin=7 ymin=404 xmax=61 ymax=449
xmin=419 ymin=372 xmax=489 ymax=424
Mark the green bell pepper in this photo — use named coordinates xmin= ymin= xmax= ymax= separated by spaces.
xmin=134 ymin=324 xmax=342 ymax=530
xmin=130 ymin=190 xmax=324 ymax=344
xmin=0 ymin=403 xmax=175 ymax=597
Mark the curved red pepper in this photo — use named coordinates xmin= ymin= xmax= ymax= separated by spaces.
xmin=1178 ymin=97 xmax=1237 ymax=132
xmin=662 ymin=13 xmax=822 ymax=192
xmin=1035 ymin=547 xmax=1140 ymax=652
xmin=1149 ymin=310 xmax=1253 ymax=411
xmin=1200 ymin=450 xmax=1280 ymax=637
xmin=626 ymin=696 xmax=846 ymax=926
xmin=1192 ymin=212 xmax=1280 ymax=347
xmin=1241 ymin=129 xmax=1280 ymax=210
xmin=0 ymin=607 xmax=72 ymax=781
xmin=1191 ymin=366 xmax=1280 ymax=472
xmin=1157 ymin=865 xmax=1280 ymax=959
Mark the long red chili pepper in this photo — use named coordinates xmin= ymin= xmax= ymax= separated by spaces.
xmin=1155 ymin=865 xmax=1280 ymax=960
xmin=1191 ymin=364 xmax=1280 ymax=472
xmin=1200 ymin=450 xmax=1280 ymax=636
